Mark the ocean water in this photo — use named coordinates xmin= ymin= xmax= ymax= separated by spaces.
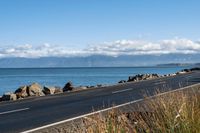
xmin=0 ymin=66 xmax=189 ymax=95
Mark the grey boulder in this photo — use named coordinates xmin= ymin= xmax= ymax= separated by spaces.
xmin=43 ymin=86 xmax=63 ymax=95
xmin=118 ymin=80 xmax=126 ymax=83
xmin=2 ymin=92 xmax=17 ymax=101
xmin=43 ymin=86 xmax=56 ymax=95
xmin=27 ymin=83 xmax=45 ymax=96
xmin=63 ymin=81 xmax=74 ymax=92
xmin=54 ymin=86 xmax=63 ymax=94
xmin=15 ymin=86 xmax=28 ymax=98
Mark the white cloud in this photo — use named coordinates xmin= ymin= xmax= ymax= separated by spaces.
xmin=0 ymin=38 xmax=200 ymax=58
xmin=86 ymin=38 xmax=200 ymax=56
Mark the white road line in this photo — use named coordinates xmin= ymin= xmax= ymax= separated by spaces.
xmin=22 ymin=83 xmax=200 ymax=133
xmin=21 ymin=98 xmax=144 ymax=133
xmin=0 ymin=108 xmax=29 ymax=115
xmin=112 ymin=88 xmax=133 ymax=94
xmin=154 ymin=81 xmax=166 ymax=85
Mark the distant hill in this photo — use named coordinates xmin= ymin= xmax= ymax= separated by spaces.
xmin=194 ymin=63 xmax=200 ymax=66
xmin=157 ymin=63 xmax=194 ymax=67
xmin=0 ymin=54 xmax=200 ymax=68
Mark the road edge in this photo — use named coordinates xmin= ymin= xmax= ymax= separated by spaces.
xmin=22 ymin=82 xmax=200 ymax=133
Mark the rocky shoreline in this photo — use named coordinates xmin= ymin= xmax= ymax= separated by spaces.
xmin=0 ymin=67 xmax=199 ymax=102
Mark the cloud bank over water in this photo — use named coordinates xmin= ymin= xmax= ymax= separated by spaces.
xmin=0 ymin=38 xmax=200 ymax=58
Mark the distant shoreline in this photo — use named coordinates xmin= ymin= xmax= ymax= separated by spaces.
xmin=1 ymin=67 xmax=199 ymax=102
xmin=0 ymin=66 xmax=194 ymax=95
xmin=0 ymin=65 xmax=193 ymax=69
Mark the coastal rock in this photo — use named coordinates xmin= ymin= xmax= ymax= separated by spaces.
xmin=43 ymin=86 xmax=56 ymax=95
xmin=88 ymin=86 xmax=95 ymax=88
xmin=181 ymin=69 xmax=191 ymax=73
xmin=96 ymin=84 xmax=103 ymax=88
xmin=15 ymin=86 xmax=28 ymax=98
xmin=190 ymin=67 xmax=200 ymax=71
xmin=43 ymin=86 xmax=63 ymax=94
xmin=128 ymin=74 xmax=160 ymax=82
xmin=118 ymin=80 xmax=126 ymax=83
xmin=128 ymin=74 xmax=144 ymax=82
xmin=27 ymin=83 xmax=45 ymax=96
xmin=63 ymin=81 xmax=74 ymax=92
xmin=2 ymin=92 xmax=17 ymax=101
xmin=54 ymin=86 xmax=63 ymax=94
xmin=152 ymin=73 xmax=160 ymax=78
xmin=75 ymin=86 xmax=87 ymax=90
xmin=85 ymin=86 xmax=90 ymax=88
xmin=176 ymin=71 xmax=186 ymax=75
xmin=169 ymin=73 xmax=176 ymax=76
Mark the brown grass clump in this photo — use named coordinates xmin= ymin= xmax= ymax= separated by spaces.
xmin=72 ymin=88 xmax=200 ymax=133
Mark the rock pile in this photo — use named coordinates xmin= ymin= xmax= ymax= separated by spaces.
xmin=0 ymin=81 xmax=78 ymax=102
xmin=43 ymin=86 xmax=63 ymax=95
xmin=182 ymin=67 xmax=200 ymax=72
xmin=118 ymin=74 xmax=160 ymax=84
xmin=118 ymin=67 xmax=199 ymax=84
xmin=0 ymin=67 xmax=199 ymax=102
xmin=0 ymin=80 xmax=104 ymax=102
xmin=2 ymin=92 xmax=17 ymax=101
xmin=127 ymin=74 xmax=160 ymax=82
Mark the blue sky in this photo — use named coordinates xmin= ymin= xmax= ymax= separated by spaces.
xmin=0 ymin=0 xmax=200 ymax=58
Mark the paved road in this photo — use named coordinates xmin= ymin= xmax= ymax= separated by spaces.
xmin=0 ymin=71 xmax=200 ymax=133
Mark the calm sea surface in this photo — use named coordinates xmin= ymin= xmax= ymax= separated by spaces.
xmin=0 ymin=67 xmax=190 ymax=94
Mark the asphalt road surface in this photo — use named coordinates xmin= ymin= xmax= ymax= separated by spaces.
xmin=0 ymin=71 xmax=200 ymax=133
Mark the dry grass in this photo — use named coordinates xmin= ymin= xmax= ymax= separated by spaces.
xmin=72 ymin=88 xmax=200 ymax=133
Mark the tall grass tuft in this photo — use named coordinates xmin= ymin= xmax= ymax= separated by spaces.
xmin=73 ymin=88 xmax=200 ymax=133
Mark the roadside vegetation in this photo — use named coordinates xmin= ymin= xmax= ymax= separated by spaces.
xmin=72 ymin=87 xmax=200 ymax=133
